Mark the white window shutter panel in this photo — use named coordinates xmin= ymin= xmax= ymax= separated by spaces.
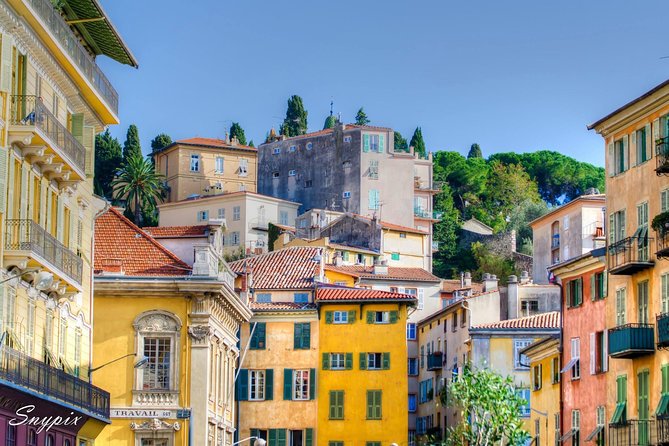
xmin=0 ymin=146 xmax=7 ymax=215
xmin=630 ymin=131 xmax=636 ymax=165
xmin=602 ymin=329 xmax=608 ymax=372
xmin=589 ymin=332 xmax=596 ymax=375
xmin=46 ymin=190 xmax=52 ymax=232
xmin=6 ymin=154 xmax=14 ymax=219
xmin=0 ymin=34 xmax=13 ymax=92
xmin=19 ymin=163 xmax=28 ymax=220
xmin=607 ymin=142 xmax=614 ymax=177
xmin=56 ymin=194 xmax=64 ymax=242
xmin=645 ymin=124 xmax=652 ymax=159
xmin=623 ymin=135 xmax=629 ymax=170
xmin=39 ymin=180 xmax=47 ymax=227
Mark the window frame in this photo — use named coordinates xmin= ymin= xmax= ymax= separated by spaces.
xmin=407 ymin=323 xmax=417 ymax=340
xmin=330 ymin=353 xmax=346 ymax=370
xmin=293 ymin=369 xmax=310 ymax=401
xmin=190 ymin=154 xmax=200 ymax=172
xmin=333 ymin=311 xmax=348 ymax=324
xmin=133 ymin=311 xmax=181 ymax=394
xmin=249 ymin=369 xmax=266 ymax=401
xmin=215 ymin=156 xmax=224 ymax=174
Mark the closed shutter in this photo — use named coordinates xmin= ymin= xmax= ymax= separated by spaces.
xmin=294 ymin=323 xmax=302 ymax=349
xmin=602 ymin=329 xmax=608 ymax=372
xmin=45 ymin=189 xmax=52 ymax=232
xmin=389 ymin=311 xmax=399 ymax=324
xmin=366 ymin=311 xmax=374 ymax=323
xmin=265 ymin=369 xmax=273 ymax=400
xmin=236 ymin=369 xmax=248 ymax=401
xmin=0 ymin=34 xmax=13 ymax=92
xmin=269 ymin=430 xmax=277 ymax=446
xmin=19 ymin=163 xmax=28 ymax=220
xmin=630 ymin=131 xmax=637 ymax=165
xmin=283 ymin=369 xmax=293 ymax=400
xmin=309 ymin=368 xmax=315 ymax=400
xmin=607 ymin=142 xmax=614 ymax=177
xmin=56 ymin=194 xmax=64 ymax=242
xmin=591 ymin=274 xmax=596 ymax=301
xmin=6 ymin=155 xmax=13 ymax=219
xmin=382 ymin=352 xmax=390 ymax=370
xmin=379 ymin=134 xmax=385 ymax=153
xmin=363 ymin=134 xmax=370 ymax=152
xmin=39 ymin=180 xmax=47 ymax=226
xmin=83 ymin=125 xmax=95 ymax=177
xmin=375 ymin=391 xmax=382 ymax=418
xmin=277 ymin=429 xmax=286 ymax=446
xmin=623 ymin=135 xmax=629 ymax=171
xmin=359 ymin=352 xmax=367 ymax=370
xmin=322 ymin=353 xmax=329 ymax=370
xmin=565 ymin=281 xmax=571 ymax=308
xmin=71 ymin=113 xmax=84 ymax=143
xmin=305 ymin=429 xmax=313 ymax=446
xmin=590 ymin=332 xmax=596 ymax=375
xmin=348 ymin=310 xmax=355 ymax=323
xmin=609 ymin=213 xmax=615 ymax=244
xmin=0 ymin=146 xmax=7 ymax=214
xmin=26 ymin=169 xmax=33 ymax=219
xmin=325 ymin=311 xmax=333 ymax=324
xmin=329 ymin=391 xmax=336 ymax=419
xmin=345 ymin=353 xmax=352 ymax=370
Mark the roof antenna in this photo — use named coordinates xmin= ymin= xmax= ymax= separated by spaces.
xmin=330 ymin=100 xmax=334 ymax=117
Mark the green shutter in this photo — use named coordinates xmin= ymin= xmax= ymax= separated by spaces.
xmin=294 ymin=323 xmax=302 ymax=349
xmin=277 ymin=429 xmax=286 ymax=446
xmin=591 ymin=274 xmax=596 ymax=301
xmin=663 ymin=365 xmax=669 ymax=394
xmin=329 ymin=391 xmax=336 ymax=419
xmin=366 ymin=391 xmax=373 ymax=419
xmin=0 ymin=147 xmax=7 ymax=214
xmin=309 ymin=368 xmax=316 ymax=400
xmin=71 ymin=113 xmax=84 ymax=144
xmin=322 ymin=353 xmax=330 ymax=370
xmin=359 ymin=352 xmax=367 ymax=370
xmin=265 ymin=369 xmax=274 ymax=400
xmin=251 ymin=322 xmax=266 ymax=350
xmin=345 ymin=353 xmax=353 ymax=370
xmin=348 ymin=310 xmax=356 ymax=323
xmin=237 ymin=369 xmax=248 ymax=401
xmin=269 ymin=430 xmax=277 ymax=446
xmin=305 ymin=429 xmax=313 ymax=446
xmin=338 ymin=391 xmax=344 ymax=419
xmin=83 ymin=125 xmax=96 ymax=177
xmin=0 ymin=34 xmax=13 ymax=92
xmin=389 ymin=311 xmax=399 ymax=324
xmin=283 ymin=368 xmax=293 ymax=400
xmin=343 ymin=251 xmax=349 ymax=261
xmin=251 ymin=429 xmax=259 ymax=440
xmin=303 ymin=323 xmax=311 ymax=349
xmin=382 ymin=352 xmax=390 ymax=370
xmin=325 ymin=311 xmax=333 ymax=324
xmin=363 ymin=134 xmax=370 ymax=152
xmin=379 ymin=134 xmax=385 ymax=153
xmin=375 ymin=391 xmax=382 ymax=419
xmin=366 ymin=311 xmax=374 ymax=324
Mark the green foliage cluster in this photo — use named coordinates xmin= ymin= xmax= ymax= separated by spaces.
xmin=394 ymin=131 xmax=409 ymax=152
xmin=229 ymin=122 xmax=247 ymax=145
xmin=355 ymin=107 xmax=370 ymax=126
xmin=111 ymin=154 xmax=167 ymax=226
xmin=410 ymin=127 xmax=427 ymax=159
xmin=94 ymin=129 xmax=122 ymax=199
xmin=280 ymin=95 xmax=308 ymax=137
xmin=122 ymin=124 xmax=142 ymax=160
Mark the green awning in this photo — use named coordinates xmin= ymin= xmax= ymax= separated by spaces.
xmin=611 ymin=402 xmax=627 ymax=424
xmin=585 ymin=425 xmax=604 ymax=442
xmin=61 ymin=0 xmax=138 ymax=67
xmin=656 ymin=394 xmax=669 ymax=417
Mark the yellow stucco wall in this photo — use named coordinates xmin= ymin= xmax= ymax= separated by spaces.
xmin=318 ymin=303 xmax=409 ymax=446
xmin=382 ymin=230 xmax=426 ymax=269
xmin=527 ymin=352 xmax=560 ymax=446
xmin=323 ymin=269 xmax=356 ymax=287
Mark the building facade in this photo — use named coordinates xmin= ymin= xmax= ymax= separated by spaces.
xmin=0 ymin=0 xmax=135 ymax=443
xmin=588 ymin=79 xmax=669 ymax=446
xmin=154 ymin=137 xmax=258 ymax=202
xmin=530 ymin=193 xmax=606 ymax=284
xmin=93 ymin=208 xmax=252 ymax=446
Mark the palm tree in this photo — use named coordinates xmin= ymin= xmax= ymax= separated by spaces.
xmin=111 ymin=154 xmax=166 ymax=225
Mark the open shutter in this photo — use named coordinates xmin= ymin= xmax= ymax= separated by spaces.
xmin=348 ymin=310 xmax=355 ymax=323
xmin=345 ymin=353 xmax=353 ymax=370
xmin=236 ymin=369 xmax=248 ymax=401
xmin=265 ymin=369 xmax=274 ymax=400
xmin=646 ymin=124 xmax=652 ymax=159
xmin=0 ymin=146 xmax=7 ymax=214
xmin=283 ymin=369 xmax=293 ymax=400
xmin=590 ymin=333 xmax=596 ymax=375
xmin=305 ymin=429 xmax=313 ymax=446
xmin=623 ymin=135 xmax=629 ymax=171
xmin=309 ymin=368 xmax=316 ymax=400
xmin=602 ymin=329 xmax=609 ymax=372
xmin=322 ymin=353 xmax=329 ymax=370
xmin=379 ymin=134 xmax=385 ymax=153
xmin=269 ymin=430 xmax=277 ymax=446
xmin=565 ymin=281 xmax=571 ymax=308
xmin=56 ymin=194 xmax=64 ymax=242
xmin=383 ymin=352 xmax=390 ymax=370
xmin=389 ymin=311 xmax=399 ymax=324
xmin=603 ymin=271 xmax=608 ymax=298
xmin=6 ymin=154 xmax=13 ymax=220
xmin=19 ymin=163 xmax=28 ymax=220
xmin=591 ymin=274 xmax=596 ymax=301
xmin=655 ymin=119 xmax=662 ymax=143
xmin=366 ymin=311 xmax=374 ymax=324
xmin=607 ymin=142 xmax=614 ymax=177
xmin=359 ymin=352 xmax=367 ymax=370
xmin=71 ymin=113 xmax=84 ymax=143
xmin=363 ymin=134 xmax=370 ymax=152
xmin=251 ymin=429 xmax=259 ymax=440
xmin=83 ymin=125 xmax=95 ymax=177
xmin=630 ymin=131 xmax=637 ymax=166
xmin=325 ymin=311 xmax=333 ymax=324
xmin=0 ymin=34 xmax=13 ymax=92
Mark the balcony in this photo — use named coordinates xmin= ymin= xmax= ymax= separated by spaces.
xmin=414 ymin=207 xmax=442 ymax=221
xmin=0 ymin=344 xmax=109 ymax=420
xmin=551 ymin=234 xmax=560 ymax=249
xmin=608 ymin=323 xmax=655 ymax=359
xmin=656 ymin=137 xmax=669 ymax=176
xmin=657 ymin=230 xmax=669 ymax=260
xmin=427 ymin=352 xmax=443 ymax=371
xmin=658 ymin=313 xmax=669 ymax=349
xmin=608 ymin=236 xmax=654 ymax=275
xmin=12 ymin=0 xmax=119 ymax=118
xmin=4 ymin=219 xmax=83 ymax=287
xmin=9 ymin=95 xmax=86 ymax=182
xmin=608 ymin=419 xmax=664 ymax=446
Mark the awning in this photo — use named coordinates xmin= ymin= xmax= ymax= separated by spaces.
xmin=560 ymin=357 xmax=579 ymax=374
xmin=610 ymin=402 xmax=626 ymax=424
xmin=584 ymin=425 xmax=604 ymax=442
xmin=559 ymin=429 xmax=576 ymax=443
xmin=61 ymin=0 xmax=138 ymax=67
xmin=656 ymin=394 xmax=669 ymax=417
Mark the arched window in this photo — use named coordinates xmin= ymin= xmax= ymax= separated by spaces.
xmin=45 ymin=434 xmax=54 ymax=446
xmin=133 ymin=311 xmax=181 ymax=392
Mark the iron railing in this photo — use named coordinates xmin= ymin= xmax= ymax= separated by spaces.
xmin=656 ymin=137 xmax=669 ymax=175
xmin=25 ymin=0 xmax=119 ymax=114
xmin=10 ymin=95 xmax=86 ymax=174
xmin=658 ymin=230 xmax=669 ymax=260
xmin=414 ymin=208 xmax=442 ymax=220
xmin=5 ymin=219 xmax=82 ymax=284
xmin=609 ymin=419 xmax=660 ymax=446
xmin=608 ymin=236 xmax=654 ymax=274
xmin=658 ymin=313 xmax=669 ymax=348
xmin=608 ymin=323 xmax=655 ymax=358
xmin=0 ymin=344 xmax=109 ymax=419
xmin=427 ymin=352 xmax=443 ymax=371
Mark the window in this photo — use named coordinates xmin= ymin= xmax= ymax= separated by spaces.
xmin=596 ymin=406 xmax=606 ymax=446
xmin=517 ymin=388 xmax=531 ymax=417
xmin=344 ymin=136 xmax=352 ymax=143
xmin=570 ymin=338 xmax=581 ymax=380
xmin=616 ymin=288 xmax=627 ymax=325
xmin=273 ymin=171 xmax=280 ymax=179
xmin=591 ymin=331 xmax=607 ymax=375
xmin=369 ymin=160 xmax=379 ymax=179
xmin=306 ymin=142 xmax=313 ymax=150
xmin=46 ymin=434 xmax=54 ymax=446
xmin=613 ymin=137 xmax=628 ymax=175
xmin=662 ymin=273 xmax=669 ymax=314
xmin=289 ymin=169 xmax=297 ymax=176
xmin=611 ymin=375 xmax=627 ymax=424
xmin=294 ymin=323 xmax=310 ymax=349
xmin=566 ymin=278 xmax=583 ymax=308
xmin=366 ymin=390 xmax=382 ymax=419
xmin=551 ymin=357 xmax=560 ymax=384
xmin=294 ymin=293 xmax=309 ymax=304
xmin=293 ymin=370 xmax=310 ymax=400
xmin=343 ymin=191 xmax=351 ymax=199
xmin=143 ymin=337 xmax=171 ymax=390
xmin=27 ymin=429 xmax=36 ymax=446
xmin=289 ymin=145 xmax=296 ymax=153
xmin=572 ymin=410 xmax=581 ymax=446
xmin=514 ymin=339 xmax=532 ymax=369
xmin=521 ymin=300 xmax=539 ymax=316
xmin=279 ymin=211 xmax=289 ymax=225
xmin=593 ymin=271 xmax=607 ymax=301
xmin=239 ymin=158 xmax=249 ymax=176
xmin=399 ymin=233 xmax=406 ymax=238
xmin=333 ymin=311 xmax=349 ymax=324
xmin=407 ymin=323 xmax=416 ymax=340
xmin=636 ymin=202 xmax=650 ymax=261
xmin=305 ymin=180 xmax=313 ymax=188
xmin=408 ymin=393 xmax=417 ymax=412
xmin=638 ymin=281 xmax=649 ymax=324
xmin=663 ymin=189 xmax=669 ymax=213
xmin=532 ymin=364 xmax=542 ymax=391
xmin=391 ymin=252 xmax=400 ymax=261
xmin=197 ymin=210 xmax=209 ymax=222
xmin=232 ymin=206 xmax=241 ymax=221
xmin=368 ymin=189 xmax=380 ymax=210
xmin=5 ymin=423 xmax=16 ymax=446
xmin=452 ymin=312 xmax=458 ymax=332
xmin=420 ymin=346 xmax=425 ymax=369
xmin=255 ymin=291 xmax=270 ymax=303
xmin=215 ymin=157 xmax=224 ymax=173
xmin=408 ymin=358 xmax=418 ymax=376
xmin=635 ymin=126 xmax=649 ymax=165
xmin=419 ymin=379 xmax=433 ymax=403
xmin=190 ymin=154 xmax=200 ymax=172
xmin=329 ymin=390 xmax=344 ymax=419
xmin=367 ymin=353 xmax=383 ymax=370
xmin=250 ymin=322 xmax=266 ymax=350
xmin=217 ymin=208 xmax=225 ymax=219
xmin=330 ymin=353 xmax=346 ymax=370
xmin=230 ymin=232 xmax=240 ymax=245
xmin=371 ymin=311 xmax=391 ymax=324
xmin=609 ymin=209 xmax=626 ymax=244
xmin=273 ymin=147 xmax=281 ymax=155
xmin=249 ymin=370 xmax=266 ymax=401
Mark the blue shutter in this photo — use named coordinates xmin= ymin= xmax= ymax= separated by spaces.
xmin=379 ymin=134 xmax=385 ymax=153
xmin=265 ymin=369 xmax=274 ymax=400
xmin=283 ymin=369 xmax=293 ymax=400
xmin=363 ymin=134 xmax=370 ymax=152
xmin=236 ymin=369 xmax=248 ymax=401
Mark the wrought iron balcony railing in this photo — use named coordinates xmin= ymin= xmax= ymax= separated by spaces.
xmin=10 ymin=95 xmax=86 ymax=175
xmin=427 ymin=352 xmax=443 ymax=371
xmin=656 ymin=137 xmax=669 ymax=176
xmin=658 ymin=313 xmax=669 ymax=349
xmin=0 ymin=344 xmax=109 ymax=420
xmin=657 ymin=230 xmax=669 ymax=260
xmin=25 ymin=0 xmax=119 ymax=114
xmin=609 ymin=419 xmax=661 ymax=446
xmin=608 ymin=323 xmax=655 ymax=359
xmin=5 ymin=219 xmax=83 ymax=284
xmin=608 ymin=236 xmax=654 ymax=275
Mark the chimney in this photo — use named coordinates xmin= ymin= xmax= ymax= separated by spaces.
xmin=507 ymin=274 xmax=520 ymax=319
xmin=483 ymin=273 xmax=498 ymax=292
xmin=463 ymin=271 xmax=472 ymax=287
xmin=373 ymin=259 xmax=388 ymax=276
xmin=520 ymin=270 xmax=530 ymax=284
xmin=100 ymin=258 xmax=124 ymax=275
xmin=192 ymin=243 xmax=217 ymax=277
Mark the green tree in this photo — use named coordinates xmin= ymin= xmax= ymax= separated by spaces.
xmin=470 ymin=241 xmax=517 ymax=284
xmin=229 ymin=122 xmax=247 ymax=145
xmin=111 ymin=154 xmax=166 ymax=226
xmin=468 ymin=143 xmax=482 ymax=159
xmin=122 ymin=124 xmax=142 ymax=161
xmin=483 ymin=162 xmax=541 ymax=224
xmin=410 ymin=127 xmax=427 ymax=159
xmin=442 ymin=366 xmax=529 ymax=446
xmin=394 ymin=131 xmax=409 ymax=152
xmin=355 ymin=107 xmax=370 ymax=126
xmin=432 ymin=183 xmax=461 ymax=278
xmin=248 ymin=140 xmax=255 ymax=148
xmin=507 ymin=199 xmax=550 ymax=253
xmin=94 ymin=129 xmax=123 ymax=199
xmin=280 ymin=95 xmax=308 ymax=137
xmin=150 ymin=133 xmax=172 ymax=154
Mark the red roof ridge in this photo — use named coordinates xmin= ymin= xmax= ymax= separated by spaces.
xmin=316 ymin=285 xmax=416 ymax=302
xmin=471 ymin=311 xmax=561 ymax=330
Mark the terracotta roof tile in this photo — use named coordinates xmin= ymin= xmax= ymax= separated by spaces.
xmin=316 ymin=286 xmax=416 ymax=302
xmin=324 ymin=265 xmax=440 ymax=282
xmin=250 ymin=302 xmax=316 ymax=311
xmin=94 ymin=208 xmax=191 ymax=277
xmin=143 ymin=225 xmax=209 ymax=238
xmin=441 ymin=279 xmax=484 ymax=294
xmin=229 ymin=247 xmax=321 ymax=290
xmin=472 ymin=312 xmax=561 ymax=330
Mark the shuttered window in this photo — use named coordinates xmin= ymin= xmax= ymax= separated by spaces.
xmin=366 ymin=390 xmax=382 ymax=420
xmin=329 ymin=390 xmax=344 ymax=419
xmin=294 ymin=323 xmax=310 ymax=350
xmin=250 ymin=323 xmax=266 ymax=350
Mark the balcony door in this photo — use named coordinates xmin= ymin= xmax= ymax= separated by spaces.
xmin=637 ymin=281 xmax=649 ymax=325
xmin=636 ymin=202 xmax=649 ymax=261
xmin=638 ymin=370 xmax=650 ymax=446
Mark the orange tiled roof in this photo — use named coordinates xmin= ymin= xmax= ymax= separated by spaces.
xmin=94 ymin=208 xmax=191 ymax=277
xmin=472 ymin=312 xmax=561 ymax=330
xmin=324 ymin=265 xmax=440 ymax=282
xmin=175 ymin=137 xmax=257 ymax=151
xmin=143 ymin=225 xmax=209 ymax=238
xmin=229 ymin=246 xmax=321 ymax=290
xmin=251 ymin=302 xmax=316 ymax=311
xmin=316 ymin=286 xmax=416 ymax=302
xmin=441 ymin=279 xmax=484 ymax=294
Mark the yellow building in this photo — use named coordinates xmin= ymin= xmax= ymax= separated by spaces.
xmin=154 ymin=137 xmax=258 ymax=202
xmin=315 ymin=286 xmax=414 ymax=446
xmin=469 ymin=312 xmax=561 ymax=436
xmin=0 ymin=0 xmax=135 ymax=443
xmin=588 ymin=78 xmax=669 ymax=446
xmin=520 ymin=337 xmax=561 ymax=446
xmin=93 ymin=208 xmax=252 ymax=446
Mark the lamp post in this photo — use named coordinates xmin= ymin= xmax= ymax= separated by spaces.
xmin=232 ymin=437 xmax=266 ymax=446
xmin=0 ymin=270 xmax=53 ymax=290
xmin=88 ymin=352 xmax=148 ymax=382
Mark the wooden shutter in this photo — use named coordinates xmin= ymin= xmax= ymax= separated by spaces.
xmin=19 ymin=163 xmax=28 ymax=220
xmin=39 ymin=180 xmax=47 ymax=226
xmin=0 ymin=34 xmax=13 ymax=92
xmin=305 ymin=429 xmax=313 ymax=446
xmin=603 ymin=271 xmax=608 ymax=298
xmin=366 ymin=311 xmax=374 ymax=323
xmin=359 ymin=352 xmax=367 ymax=370
xmin=6 ymin=154 xmax=13 ymax=220
xmin=309 ymin=368 xmax=315 ymax=400
xmin=366 ymin=391 xmax=374 ymax=419
xmin=389 ymin=311 xmax=399 ymax=324
xmin=645 ymin=123 xmax=652 ymax=160
xmin=83 ymin=125 xmax=95 ymax=177
xmin=56 ymin=194 xmax=64 ymax=242
xmin=329 ymin=391 xmax=336 ymax=419
xmin=0 ymin=146 xmax=7 ymax=215
xmin=345 ymin=353 xmax=353 ymax=370
xmin=623 ymin=135 xmax=630 ymax=171
xmin=602 ymin=330 xmax=608 ymax=372
xmin=590 ymin=333 xmax=596 ymax=375
xmin=269 ymin=430 xmax=277 ymax=446
xmin=375 ymin=391 xmax=382 ymax=418
xmin=322 ymin=353 xmax=329 ymax=370
xmin=294 ymin=323 xmax=302 ymax=349
xmin=363 ymin=134 xmax=370 ymax=152
xmin=565 ymin=281 xmax=571 ymax=308
xmin=382 ymin=352 xmax=390 ymax=370
xmin=348 ymin=310 xmax=355 ymax=323
xmin=630 ymin=131 xmax=637 ymax=166
xmin=283 ymin=369 xmax=293 ymax=400
xmin=325 ymin=311 xmax=333 ymax=324
xmin=265 ymin=369 xmax=274 ymax=400
xmin=71 ymin=113 xmax=84 ymax=143
xmin=277 ymin=429 xmax=286 ymax=446
xmin=379 ymin=134 xmax=385 ymax=153
xmin=607 ymin=142 xmax=614 ymax=177
xmin=591 ymin=274 xmax=596 ymax=301
xmin=236 ymin=369 xmax=248 ymax=401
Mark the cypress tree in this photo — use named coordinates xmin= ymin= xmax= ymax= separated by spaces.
xmin=229 ymin=122 xmax=247 ymax=145
xmin=122 ymin=124 xmax=142 ymax=161
xmin=410 ymin=127 xmax=427 ymax=159
xmin=355 ymin=107 xmax=370 ymax=125
xmin=280 ymin=95 xmax=308 ymax=137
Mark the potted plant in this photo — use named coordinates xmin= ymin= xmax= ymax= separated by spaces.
xmin=652 ymin=211 xmax=669 ymax=235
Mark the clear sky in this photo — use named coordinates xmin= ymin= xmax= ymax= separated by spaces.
xmin=98 ymin=0 xmax=669 ymax=167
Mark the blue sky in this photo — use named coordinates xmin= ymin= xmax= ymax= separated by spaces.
xmin=98 ymin=0 xmax=669 ymax=167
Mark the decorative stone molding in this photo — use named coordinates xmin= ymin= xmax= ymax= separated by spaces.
xmin=188 ymin=325 xmax=212 ymax=343
xmin=130 ymin=418 xmax=181 ymax=431
xmin=134 ymin=311 xmax=181 ymax=332
xmin=132 ymin=390 xmax=179 ymax=408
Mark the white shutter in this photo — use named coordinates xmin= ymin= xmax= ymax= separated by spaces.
xmin=630 ymin=131 xmax=637 ymax=166
xmin=654 ymin=119 xmax=661 ymax=144
xmin=0 ymin=146 xmax=7 ymax=215
xmin=6 ymin=154 xmax=14 ymax=219
xmin=590 ymin=332 xmax=596 ymax=375
xmin=56 ymin=194 xmax=64 ymax=242
xmin=602 ymin=330 xmax=608 ymax=372
xmin=607 ymin=142 xmax=614 ymax=177
xmin=418 ymin=288 xmax=425 ymax=310
xmin=622 ymin=135 xmax=630 ymax=171
xmin=19 ymin=163 xmax=28 ymax=220
xmin=0 ymin=34 xmax=13 ymax=92
xmin=645 ymin=123 xmax=652 ymax=159
xmin=39 ymin=180 xmax=47 ymax=227
xmin=83 ymin=125 xmax=95 ymax=177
